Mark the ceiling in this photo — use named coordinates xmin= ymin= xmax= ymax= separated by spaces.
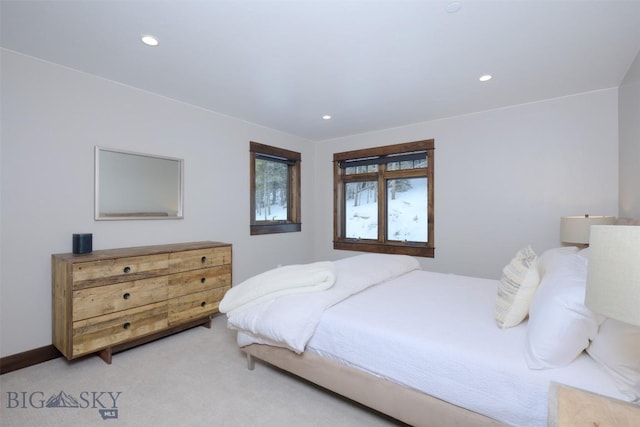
xmin=2 ymin=1 xmax=640 ymax=141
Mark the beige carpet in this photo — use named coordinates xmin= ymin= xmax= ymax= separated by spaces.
xmin=0 ymin=315 xmax=401 ymax=426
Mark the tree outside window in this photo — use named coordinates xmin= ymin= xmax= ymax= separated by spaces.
xmin=333 ymin=139 xmax=434 ymax=257
xmin=255 ymin=159 xmax=288 ymax=221
xmin=250 ymin=141 xmax=301 ymax=235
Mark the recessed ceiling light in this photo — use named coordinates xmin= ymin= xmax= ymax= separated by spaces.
xmin=479 ymin=74 xmax=493 ymax=82
xmin=446 ymin=2 xmax=462 ymax=13
xmin=322 ymin=115 xmax=332 ymax=120
xmin=141 ymin=35 xmax=159 ymax=47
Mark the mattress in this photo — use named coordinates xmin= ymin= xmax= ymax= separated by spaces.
xmin=305 ymin=269 xmax=626 ymax=427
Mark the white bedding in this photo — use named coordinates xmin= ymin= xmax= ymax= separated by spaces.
xmin=304 ymin=269 xmax=627 ymax=427
xmin=227 ymin=254 xmax=419 ymax=352
xmin=219 ymin=261 xmax=336 ymax=313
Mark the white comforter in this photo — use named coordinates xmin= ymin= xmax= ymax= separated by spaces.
xmin=306 ymin=269 xmax=627 ymax=426
xmin=225 ymin=254 xmax=420 ymax=353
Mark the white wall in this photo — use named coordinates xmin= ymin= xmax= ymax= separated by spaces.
xmin=0 ymin=50 xmax=316 ymax=357
xmin=619 ymin=50 xmax=640 ymax=217
xmin=313 ymin=90 xmax=620 ymax=279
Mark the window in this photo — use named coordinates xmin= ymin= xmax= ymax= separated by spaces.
xmin=250 ymin=141 xmax=301 ymax=235
xmin=333 ymin=139 xmax=434 ymax=257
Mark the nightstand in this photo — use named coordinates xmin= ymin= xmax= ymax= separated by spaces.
xmin=549 ymin=382 xmax=640 ymax=427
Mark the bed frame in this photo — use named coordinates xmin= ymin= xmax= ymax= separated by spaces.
xmin=243 ymin=344 xmax=508 ymax=427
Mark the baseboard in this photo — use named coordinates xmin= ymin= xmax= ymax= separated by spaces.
xmin=0 ymin=345 xmax=61 ymax=375
xmin=0 ymin=320 xmax=211 ymax=373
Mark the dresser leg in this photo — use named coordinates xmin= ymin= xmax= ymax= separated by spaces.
xmin=98 ymin=347 xmax=113 ymax=364
xmin=201 ymin=316 xmax=212 ymax=329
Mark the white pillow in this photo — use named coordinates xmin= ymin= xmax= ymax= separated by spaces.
xmin=587 ymin=319 xmax=640 ymax=402
xmin=538 ymin=246 xmax=578 ymax=275
xmin=495 ymin=246 xmax=540 ymax=328
xmin=576 ymin=246 xmax=590 ymax=261
xmin=525 ymin=248 xmax=604 ymax=369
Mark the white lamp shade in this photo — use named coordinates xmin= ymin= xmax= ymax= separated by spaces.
xmin=560 ymin=215 xmax=615 ymax=244
xmin=585 ymin=225 xmax=640 ymax=326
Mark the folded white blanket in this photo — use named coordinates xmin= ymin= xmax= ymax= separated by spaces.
xmin=219 ymin=261 xmax=336 ymax=313
xmin=226 ymin=253 xmax=420 ymax=352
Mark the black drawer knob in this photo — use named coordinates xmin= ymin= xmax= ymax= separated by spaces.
xmin=123 ymin=322 xmax=131 ymax=330
xmin=123 ymin=266 xmax=131 ymax=273
xmin=200 ymin=301 xmax=206 ymax=308
xmin=200 ymin=277 xmax=206 ymax=284
xmin=201 ymin=256 xmax=207 ymax=263
xmin=123 ymin=293 xmax=131 ymax=300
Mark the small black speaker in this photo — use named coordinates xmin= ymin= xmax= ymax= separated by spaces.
xmin=72 ymin=233 xmax=92 ymax=254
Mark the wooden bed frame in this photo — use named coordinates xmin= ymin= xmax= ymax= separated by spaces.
xmin=243 ymin=343 xmax=508 ymax=427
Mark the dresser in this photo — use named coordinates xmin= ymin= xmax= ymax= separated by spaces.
xmin=52 ymin=241 xmax=231 ymax=363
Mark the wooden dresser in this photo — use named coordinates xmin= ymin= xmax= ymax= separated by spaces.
xmin=52 ymin=241 xmax=231 ymax=363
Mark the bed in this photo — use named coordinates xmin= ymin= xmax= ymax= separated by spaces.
xmin=220 ymin=250 xmax=638 ymax=426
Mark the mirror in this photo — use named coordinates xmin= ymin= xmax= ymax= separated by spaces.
xmin=95 ymin=147 xmax=184 ymax=220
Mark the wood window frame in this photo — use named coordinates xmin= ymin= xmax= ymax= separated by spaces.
xmin=250 ymin=141 xmax=301 ymax=235
xmin=333 ymin=139 xmax=434 ymax=257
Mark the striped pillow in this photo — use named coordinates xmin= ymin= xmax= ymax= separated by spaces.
xmin=495 ymin=246 xmax=540 ymax=328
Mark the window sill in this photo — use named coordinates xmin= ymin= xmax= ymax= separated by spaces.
xmin=333 ymin=240 xmax=434 ymax=258
xmin=251 ymin=223 xmax=301 ymax=235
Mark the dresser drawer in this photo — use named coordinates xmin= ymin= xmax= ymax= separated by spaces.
xmin=169 ymin=246 xmax=231 ymax=274
xmin=72 ymin=302 xmax=168 ymax=357
xmin=72 ymin=254 xmax=169 ymax=289
xmin=168 ymin=265 xmax=231 ymax=298
xmin=72 ymin=276 xmax=168 ymax=321
xmin=168 ymin=287 xmax=228 ymax=325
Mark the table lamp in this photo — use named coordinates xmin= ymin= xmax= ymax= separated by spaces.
xmin=560 ymin=215 xmax=616 ymax=245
